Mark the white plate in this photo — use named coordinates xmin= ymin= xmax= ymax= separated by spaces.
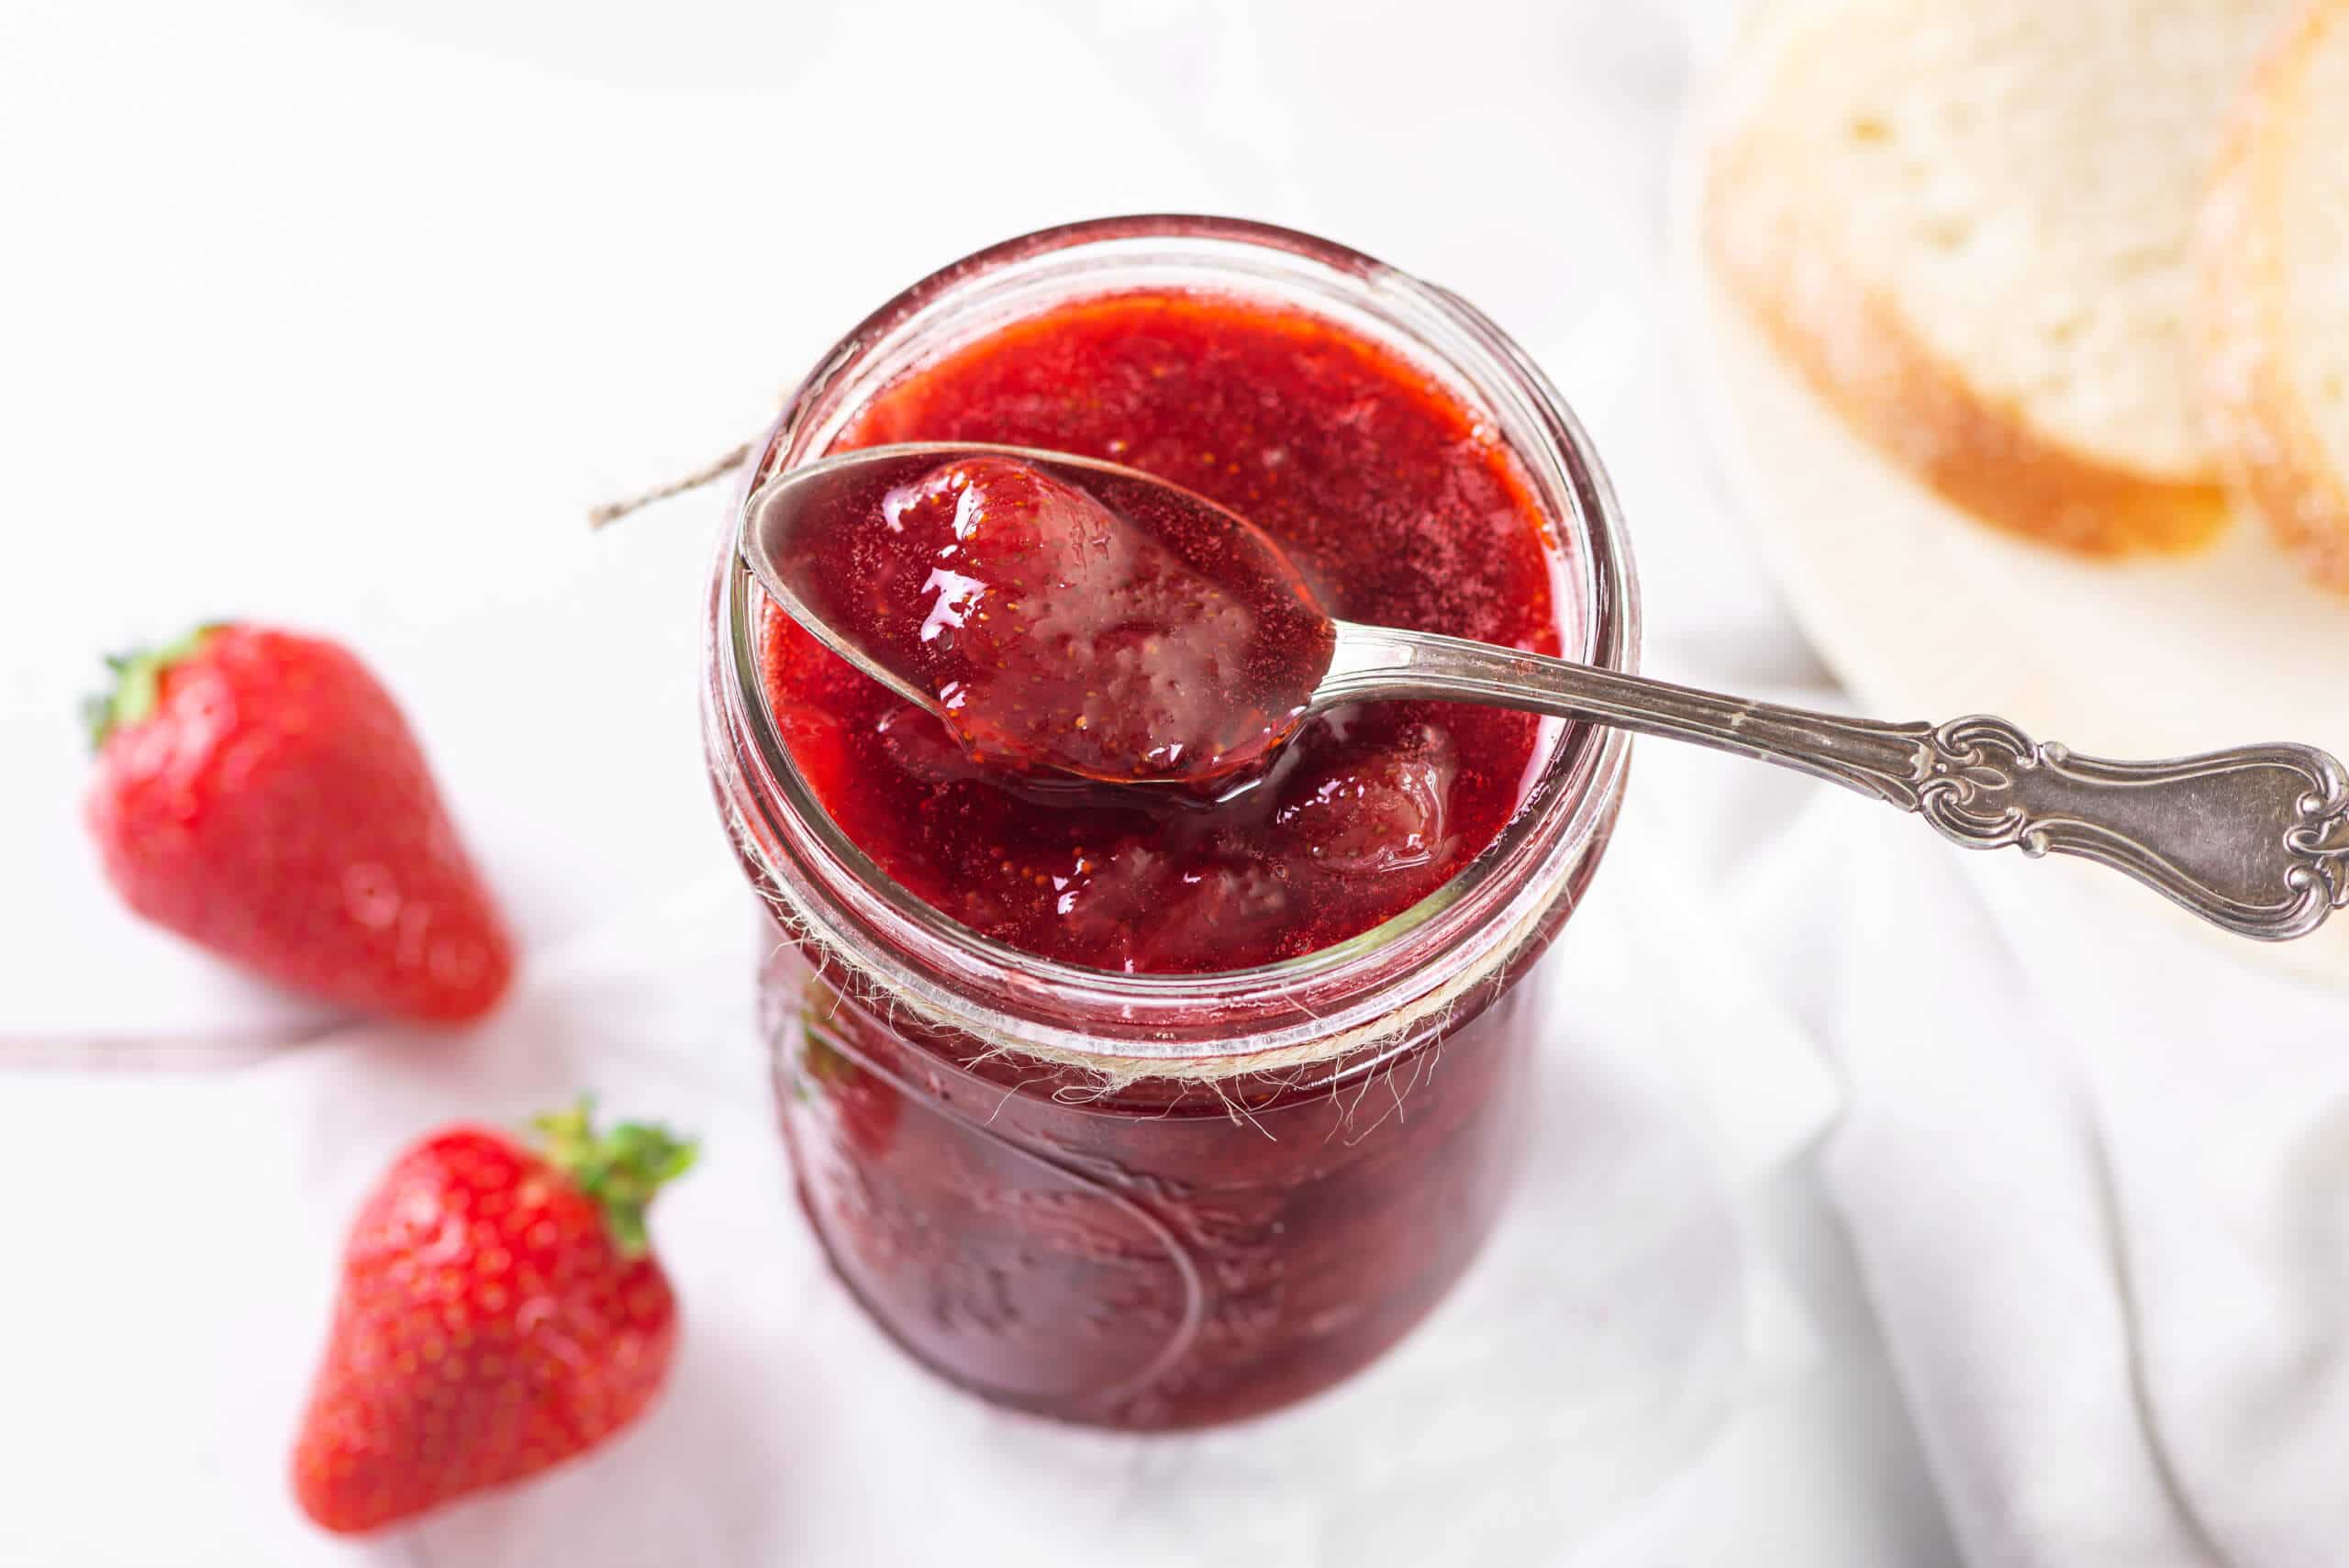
xmin=1670 ymin=25 xmax=2349 ymax=987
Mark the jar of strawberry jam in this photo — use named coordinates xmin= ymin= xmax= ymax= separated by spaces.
xmin=702 ymin=217 xmax=1638 ymax=1429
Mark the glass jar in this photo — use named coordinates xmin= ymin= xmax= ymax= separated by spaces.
xmin=702 ymin=216 xmax=1639 ymax=1429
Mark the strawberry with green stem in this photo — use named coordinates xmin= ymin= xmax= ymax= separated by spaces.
xmin=292 ymin=1099 xmax=696 ymax=1534
xmin=83 ymin=622 xmax=514 ymax=1023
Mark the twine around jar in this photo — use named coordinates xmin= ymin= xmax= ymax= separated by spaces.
xmin=588 ymin=441 xmax=755 ymax=530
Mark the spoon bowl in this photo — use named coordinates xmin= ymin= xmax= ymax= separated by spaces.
xmin=743 ymin=441 xmax=1334 ymax=789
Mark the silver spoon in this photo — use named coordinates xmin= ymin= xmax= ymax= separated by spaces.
xmin=742 ymin=441 xmax=2349 ymax=942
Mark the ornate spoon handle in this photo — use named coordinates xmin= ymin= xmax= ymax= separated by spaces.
xmin=1320 ymin=623 xmax=2349 ymax=941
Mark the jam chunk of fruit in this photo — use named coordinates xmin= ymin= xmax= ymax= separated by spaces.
xmin=1273 ymin=722 xmax=1458 ymax=875
xmin=774 ymin=454 xmax=1335 ymax=788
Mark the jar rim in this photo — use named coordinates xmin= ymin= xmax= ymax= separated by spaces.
xmin=707 ymin=215 xmax=1640 ymax=1064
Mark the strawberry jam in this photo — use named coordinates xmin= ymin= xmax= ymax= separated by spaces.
xmin=714 ymin=228 xmax=1631 ymax=1432
xmin=758 ymin=290 xmax=1563 ymax=973
xmin=763 ymin=450 xmax=1336 ymax=787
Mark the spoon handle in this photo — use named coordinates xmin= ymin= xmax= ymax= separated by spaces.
xmin=1322 ymin=622 xmax=2349 ymax=940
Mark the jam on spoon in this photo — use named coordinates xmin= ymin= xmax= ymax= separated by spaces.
xmin=756 ymin=447 xmax=1337 ymax=789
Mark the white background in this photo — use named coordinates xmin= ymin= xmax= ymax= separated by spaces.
xmin=1 ymin=4 xmax=1965 ymax=1564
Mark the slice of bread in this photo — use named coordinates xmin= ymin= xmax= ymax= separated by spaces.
xmin=1703 ymin=0 xmax=2288 ymax=556
xmin=2198 ymin=0 xmax=2349 ymax=588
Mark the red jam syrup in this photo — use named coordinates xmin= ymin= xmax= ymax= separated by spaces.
xmin=766 ymin=451 xmax=1336 ymax=787
xmin=759 ymin=291 xmax=1563 ymax=973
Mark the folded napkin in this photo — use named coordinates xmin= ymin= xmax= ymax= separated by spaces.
xmin=1564 ymin=264 xmax=2349 ymax=1567
xmin=1698 ymin=785 xmax=2345 ymax=1568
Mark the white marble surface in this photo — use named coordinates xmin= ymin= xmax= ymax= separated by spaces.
xmin=0 ymin=3 xmax=1964 ymax=1563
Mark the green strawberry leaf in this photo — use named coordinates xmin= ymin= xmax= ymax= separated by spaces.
xmin=83 ymin=623 xmax=226 ymax=751
xmin=532 ymin=1096 xmax=698 ymax=1258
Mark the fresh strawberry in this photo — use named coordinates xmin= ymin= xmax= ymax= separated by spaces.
xmin=292 ymin=1101 xmax=697 ymax=1534
xmin=83 ymin=622 xmax=514 ymax=1023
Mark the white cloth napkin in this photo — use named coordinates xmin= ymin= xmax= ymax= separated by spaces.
xmin=1569 ymin=274 xmax=2349 ymax=1568
xmin=1805 ymin=808 xmax=2349 ymax=1568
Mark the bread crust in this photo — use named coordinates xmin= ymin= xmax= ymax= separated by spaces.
xmin=1702 ymin=111 xmax=2230 ymax=559
xmin=2197 ymin=0 xmax=2349 ymax=589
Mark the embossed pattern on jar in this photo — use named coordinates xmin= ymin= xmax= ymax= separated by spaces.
xmin=758 ymin=917 xmax=1591 ymax=1427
